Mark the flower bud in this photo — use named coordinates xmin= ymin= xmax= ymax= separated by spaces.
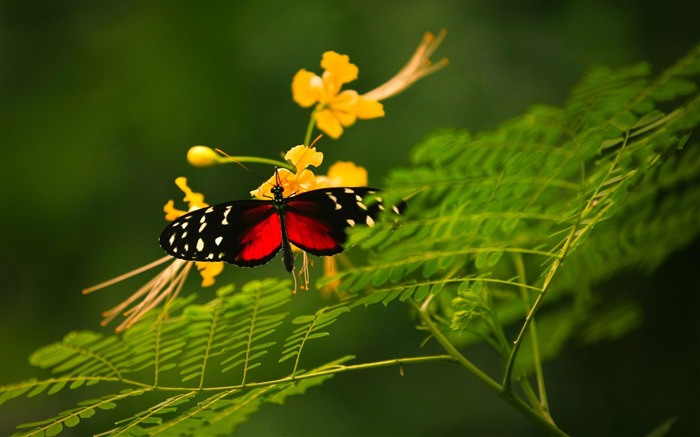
xmin=187 ymin=146 xmax=220 ymax=167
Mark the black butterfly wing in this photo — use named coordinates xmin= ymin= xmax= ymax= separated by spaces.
xmin=159 ymin=200 xmax=284 ymax=267
xmin=284 ymin=187 xmax=383 ymax=256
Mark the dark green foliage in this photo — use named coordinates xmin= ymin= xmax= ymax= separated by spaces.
xmin=2 ymin=45 xmax=699 ymax=436
xmin=340 ymin=45 xmax=700 ymax=360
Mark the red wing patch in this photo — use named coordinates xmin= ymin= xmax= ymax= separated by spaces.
xmin=232 ymin=205 xmax=283 ymax=266
xmin=285 ymin=206 xmax=343 ymax=256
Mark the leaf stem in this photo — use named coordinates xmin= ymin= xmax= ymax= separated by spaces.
xmin=137 ymin=354 xmax=455 ymax=392
xmin=502 ymin=213 xmax=580 ymax=392
xmin=241 ymin=286 xmax=263 ymax=387
xmin=409 ymin=299 xmax=569 ymax=437
xmin=512 ymin=253 xmax=550 ymax=417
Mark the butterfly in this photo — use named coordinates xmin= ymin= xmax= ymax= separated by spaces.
xmin=159 ymin=172 xmax=402 ymax=272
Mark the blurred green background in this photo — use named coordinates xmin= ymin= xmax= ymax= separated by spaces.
xmin=2 ymin=1 xmax=699 ymax=435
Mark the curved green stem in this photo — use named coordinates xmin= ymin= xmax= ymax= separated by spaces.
xmin=502 ymin=224 xmax=575 ymax=392
xmin=217 ymin=155 xmax=292 ymax=170
xmin=409 ymin=299 xmax=569 ymax=437
xmin=512 ymin=253 xmax=551 ymax=418
xmin=303 ymin=110 xmax=318 ymax=147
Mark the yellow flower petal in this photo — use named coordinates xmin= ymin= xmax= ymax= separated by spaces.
xmin=321 ymin=51 xmax=358 ymax=88
xmin=355 ymin=96 xmax=385 ymax=119
xmin=175 ymin=177 xmax=208 ymax=210
xmin=285 ymin=145 xmax=324 ymax=171
xmin=250 ymin=166 xmax=321 ymax=198
xmin=315 ymin=109 xmax=344 ymax=139
xmin=164 ymin=177 xmax=209 ymax=221
xmin=293 ymin=168 xmax=320 ymax=193
xmin=292 ymin=69 xmax=324 ymax=107
xmin=327 ymin=161 xmax=368 ymax=187
xmin=163 ymin=200 xmax=186 ymax=221
xmin=329 ymin=89 xmax=359 ymax=113
xmin=196 ymin=261 xmax=224 ymax=287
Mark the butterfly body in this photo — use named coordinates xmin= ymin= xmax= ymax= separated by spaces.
xmin=160 ymin=183 xmax=392 ymax=272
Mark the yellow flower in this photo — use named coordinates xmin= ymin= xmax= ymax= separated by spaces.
xmin=315 ymin=161 xmax=368 ymax=188
xmin=84 ymin=178 xmax=224 ymax=332
xmin=292 ymin=51 xmax=385 ymax=139
xmin=292 ymin=31 xmax=447 ymax=139
xmin=250 ymin=145 xmax=324 ymax=199
xmin=163 ymin=176 xmax=208 ymax=218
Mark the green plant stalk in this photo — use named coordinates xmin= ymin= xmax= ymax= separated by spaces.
xmin=303 ymin=110 xmax=317 ymax=147
xmin=502 ymin=225 xmax=575 ymax=392
xmin=199 ymin=297 xmax=224 ymax=389
xmin=1 ymin=355 xmax=456 ymax=396
xmin=512 ymin=253 xmax=551 ymax=418
xmin=291 ymin=307 xmax=328 ymax=378
xmin=477 ymin=269 xmax=544 ymax=413
xmin=218 ymin=155 xmax=291 ymax=170
xmin=241 ymin=287 xmax=264 ymax=387
xmin=409 ymin=299 xmax=569 ymax=437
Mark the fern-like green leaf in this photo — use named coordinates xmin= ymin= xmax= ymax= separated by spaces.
xmin=338 ymin=43 xmax=700 ymax=361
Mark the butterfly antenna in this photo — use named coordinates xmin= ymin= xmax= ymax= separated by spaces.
xmin=214 ymin=148 xmax=269 ymax=183
xmin=309 ymin=134 xmax=323 ymax=149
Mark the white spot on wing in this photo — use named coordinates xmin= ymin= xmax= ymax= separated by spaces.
xmin=392 ymin=205 xmax=401 ymax=214
xmin=357 ymin=201 xmax=368 ymax=211
xmin=169 ymin=234 xmax=175 ymax=245
xmin=222 ymin=205 xmax=232 ymax=225
xmin=347 ymin=219 xmax=356 ymax=227
xmin=199 ymin=222 xmax=207 ymax=232
xmin=344 ymin=188 xmax=354 ymax=194
xmin=196 ymin=238 xmax=204 ymax=252
xmin=366 ymin=215 xmax=375 ymax=227
xmin=181 ymin=222 xmax=189 ymax=230
xmin=328 ymin=193 xmax=342 ymax=210
xmin=215 ymin=236 xmax=223 ymax=246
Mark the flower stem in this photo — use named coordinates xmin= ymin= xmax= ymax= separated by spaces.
xmin=217 ymin=155 xmax=291 ymax=170
xmin=303 ymin=111 xmax=317 ymax=147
